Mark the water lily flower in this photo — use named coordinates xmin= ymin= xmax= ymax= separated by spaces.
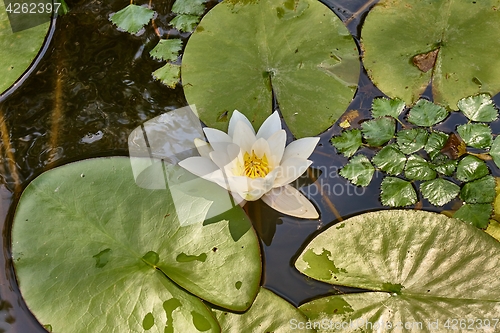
xmin=178 ymin=110 xmax=320 ymax=219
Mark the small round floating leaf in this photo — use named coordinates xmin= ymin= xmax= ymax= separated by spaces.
xmin=0 ymin=3 xmax=50 ymax=95
xmin=296 ymin=210 xmax=500 ymax=326
xmin=213 ymin=287 xmax=314 ymax=333
xmin=454 ymin=203 xmax=493 ymax=229
xmin=339 ymin=155 xmax=374 ymax=187
xmin=425 ymin=131 xmax=449 ymax=159
xmin=458 ymin=94 xmax=499 ymax=122
xmin=457 ymin=123 xmax=493 ymax=149
xmin=460 ymin=175 xmax=496 ymax=204
xmin=361 ymin=0 xmax=500 ymax=109
xmin=181 ymin=0 xmax=360 ymax=138
xmin=491 ymin=136 xmax=500 ymax=169
xmin=420 ymin=178 xmax=459 ymax=206
xmin=330 ymin=129 xmax=362 ymax=158
xmin=407 ymin=99 xmax=449 ymax=127
xmin=431 ymin=153 xmax=457 ymax=176
xmin=456 ymin=155 xmax=490 ymax=182
xmin=372 ymin=145 xmax=406 ymax=176
xmin=404 ymin=154 xmax=437 ymax=181
xmin=361 ymin=117 xmax=395 ymax=146
xmin=110 ymin=4 xmax=155 ymax=35
xmin=11 ymin=157 xmax=261 ymax=333
xmin=380 ymin=177 xmax=417 ymax=207
xmin=396 ymin=128 xmax=428 ymax=155
xmin=371 ymin=97 xmax=405 ymax=118
xmin=149 ymin=39 xmax=183 ymax=62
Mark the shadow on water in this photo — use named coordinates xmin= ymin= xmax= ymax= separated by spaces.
xmin=0 ymin=0 xmax=499 ymax=330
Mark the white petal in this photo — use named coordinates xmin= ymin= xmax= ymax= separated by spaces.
xmin=232 ymin=121 xmax=256 ymax=153
xmin=262 ymin=185 xmax=319 ymax=219
xmin=281 ymin=137 xmax=320 ymax=161
xmin=273 ymin=157 xmax=312 ymax=188
xmin=228 ymin=110 xmax=255 ymax=138
xmin=194 ymin=138 xmax=212 ymax=158
xmin=256 ymin=111 xmax=281 ymax=140
xmin=203 ymin=127 xmax=232 ymax=152
xmin=267 ymin=130 xmax=286 ymax=168
xmin=178 ymin=157 xmax=228 ymax=189
xmin=209 ymin=150 xmax=231 ymax=170
xmin=251 ymin=138 xmax=271 ymax=159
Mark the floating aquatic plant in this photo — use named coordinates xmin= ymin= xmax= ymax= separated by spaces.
xmin=331 ymin=94 xmax=499 ymax=228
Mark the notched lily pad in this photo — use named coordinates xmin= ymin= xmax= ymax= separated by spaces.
xmin=361 ymin=0 xmax=500 ymax=108
xmin=11 ymin=157 xmax=261 ymax=333
xmin=296 ymin=210 xmax=500 ymax=331
xmin=181 ymin=0 xmax=360 ymax=138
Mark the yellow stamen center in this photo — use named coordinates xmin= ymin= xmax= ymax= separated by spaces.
xmin=244 ymin=150 xmax=270 ymax=178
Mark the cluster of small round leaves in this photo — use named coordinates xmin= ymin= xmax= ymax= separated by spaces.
xmin=331 ymin=94 xmax=499 ymax=227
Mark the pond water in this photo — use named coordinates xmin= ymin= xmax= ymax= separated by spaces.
xmin=0 ymin=0 xmax=499 ymax=331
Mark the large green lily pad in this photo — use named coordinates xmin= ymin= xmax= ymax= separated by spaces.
xmin=213 ymin=287 xmax=315 ymax=333
xmin=361 ymin=0 xmax=500 ymax=109
xmin=0 ymin=1 xmax=50 ymax=95
xmin=296 ymin=210 xmax=500 ymax=332
xmin=12 ymin=157 xmax=261 ymax=333
xmin=181 ymin=0 xmax=360 ymax=138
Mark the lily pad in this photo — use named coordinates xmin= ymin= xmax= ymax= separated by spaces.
xmin=380 ymin=177 xmax=417 ymax=207
xmin=361 ymin=117 xmax=395 ymax=146
xmin=330 ymin=129 xmax=362 ymax=158
xmin=181 ymin=0 xmax=360 ymax=138
xmin=296 ymin=210 xmax=500 ymax=331
xmin=0 ymin=2 xmax=50 ymax=95
xmin=420 ymin=178 xmax=459 ymax=206
xmin=361 ymin=0 xmax=500 ymax=108
xmin=457 ymin=123 xmax=493 ymax=149
xmin=11 ymin=157 xmax=261 ymax=333
xmin=110 ymin=4 xmax=155 ymax=35
xmin=407 ymin=99 xmax=448 ymax=127
xmin=213 ymin=287 xmax=314 ymax=333
xmin=372 ymin=145 xmax=406 ymax=176
xmin=458 ymin=94 xmax=498 ymax=122
xmin=339 ymin=155 xmax=374 ymax=187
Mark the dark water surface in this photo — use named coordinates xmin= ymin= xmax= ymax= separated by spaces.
xmin=0 ymin=0 xmax=499 ymax=331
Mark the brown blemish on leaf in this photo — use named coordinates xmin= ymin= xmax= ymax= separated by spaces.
xmin=440 ymin=133 xmax=466 ymax=159
xmin=412 ymin=49 xmax=439 ymax=73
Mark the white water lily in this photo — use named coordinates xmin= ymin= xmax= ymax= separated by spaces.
xmin=178 ymin=110 xmax=320 ymax=219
